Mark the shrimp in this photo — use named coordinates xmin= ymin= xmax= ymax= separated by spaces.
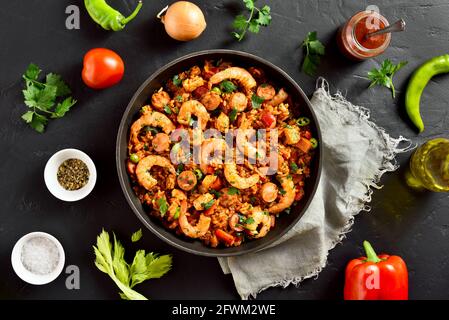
xmin=177 ymin=100 xmax=210 ymax=130
xmin=268 ymin=176 xmax=295 ymax=214
xmin=200 ymin=138 xmax=226 ymax=174
xmin=265 ymin=88 xmax=288 ymax=107
xmin=236 ymin=128 xmax=266 ymax=160
xmin=136 ymin=155 xmax=176 ymax=190
xmin=183 ymin=76 xmax=206 ymax=92
xmin=209 ymin=67 xmax=257 ymax=94
xmin=130 ymin=111 xmax=176 ymax=145
xmin=224 ymin=162 xmax=260 ymax=189
xmin=178 ymin=200 xmax=211 ymax=238
xmin=243 ymin=206 xmax=272 ymax=238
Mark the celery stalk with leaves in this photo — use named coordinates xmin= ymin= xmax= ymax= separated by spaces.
xmin=93 ymin=229 xmax=172 ymax=300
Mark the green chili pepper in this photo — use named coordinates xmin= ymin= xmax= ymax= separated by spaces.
xmin=405 ymin=54 xmax=449 ymax=133
xmin=296 ymin=117 xmax=310 ymax=126
xmin=85 ymin=0 xmax=143 ymax=31
xmin=310 ymin=138 xmax=318 ymax=149
xmin=194 ymin=168 xmax=203 ymax=180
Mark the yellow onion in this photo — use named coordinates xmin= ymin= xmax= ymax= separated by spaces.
xmin=157 ymin=1 xmax=207 ymax=41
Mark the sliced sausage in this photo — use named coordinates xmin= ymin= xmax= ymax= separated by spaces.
xmin=177 ymin=170 xmax=197 ymax=191
xmin=228 ymin=92 xmax=248 ymax=112
xmin=200 ymin=91 xmax=222 ymax=111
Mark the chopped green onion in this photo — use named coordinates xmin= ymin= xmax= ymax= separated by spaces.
xmin=176 ymin=95 xmax=183 ymax=102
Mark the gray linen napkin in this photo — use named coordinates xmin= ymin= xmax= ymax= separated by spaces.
xmin=218 ymin=80 xmax=413 ymax=299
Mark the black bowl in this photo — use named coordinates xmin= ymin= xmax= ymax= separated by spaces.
xmin=116 ymin=49 xmax=322 ymax=257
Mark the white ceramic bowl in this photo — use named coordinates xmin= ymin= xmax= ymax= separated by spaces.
xmin=44 ymin=148 xmax=97 ymax=202
xmin=11 ymin=232 xmax=65 ymax=285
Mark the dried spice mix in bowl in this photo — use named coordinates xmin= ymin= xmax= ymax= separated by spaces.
xmin=44 ymin=148 xmax=97 ymax=202
xmin=57 ymin=159 xmax=90 ymax=191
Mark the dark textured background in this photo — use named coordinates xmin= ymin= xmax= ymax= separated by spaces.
xmin=1 ymin=0 xmax=448 ymax=299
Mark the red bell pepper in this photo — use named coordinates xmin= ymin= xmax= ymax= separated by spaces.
xmin=215 ymin=229 xmax=235 ymax=246
xmin=344 ymin=241 xmax=408 ymax=300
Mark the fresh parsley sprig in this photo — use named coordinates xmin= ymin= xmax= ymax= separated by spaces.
xmin=232 ymin=0 xmax=272 ymax=41
xmin=220 ymin=80 xmax=237 ymax=93
xmin=21 ymin=63 xmax=76 ymax=133
xmin=367 ymin=59 xmax=408 ymax=98
xmin=301 ymin=31 xmax=325 ymax=76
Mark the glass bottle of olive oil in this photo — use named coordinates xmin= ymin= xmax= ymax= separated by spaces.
xmin=406 ymin=138 xmax=449 ymax=192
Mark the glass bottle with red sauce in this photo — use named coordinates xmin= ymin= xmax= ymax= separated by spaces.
xmin=338 ymin=11 xmax=391 ymax=60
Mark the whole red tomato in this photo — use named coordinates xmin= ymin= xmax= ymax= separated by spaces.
xmin=82 ymin=48 xmax=124 ymax=89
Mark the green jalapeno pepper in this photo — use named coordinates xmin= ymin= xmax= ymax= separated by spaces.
xmin=405 ymin=54 xmax=449 ymax=133
xmin=310 ymin=138 xmax=318 ymax=149
xmin=296 ymin=117 xmax=310 ymax=127
xmin=85 ymin=0 xmax=143 ymax=31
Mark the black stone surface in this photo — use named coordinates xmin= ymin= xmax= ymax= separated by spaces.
xmin=1 ymin=0 xmax=448 ymax=300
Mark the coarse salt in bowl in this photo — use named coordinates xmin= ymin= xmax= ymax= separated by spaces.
xmin=44 ymin=148 xmax=97 ymax=202
xmin=11 ymin=232 xmax=65 ymax=285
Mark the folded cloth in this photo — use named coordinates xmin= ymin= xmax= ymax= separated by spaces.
xmin=218 ymin=79 xmax=413 ymax=299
